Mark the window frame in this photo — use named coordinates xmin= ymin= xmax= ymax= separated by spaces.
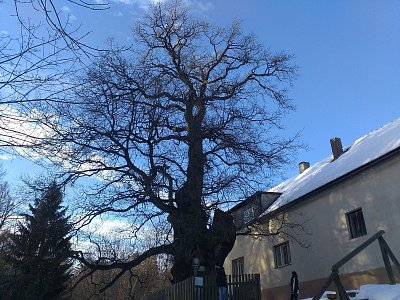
xmin=273 ymin=241 xmax=291 ymax=268
xmin=232 ymin=256 xmax=244 ymax=276
xmin=243 ymin=206 xmax=254 ymax=224
xmin=346 ymin=208 xmax=367 ymax=239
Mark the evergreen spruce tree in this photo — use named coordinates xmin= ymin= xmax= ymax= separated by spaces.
xmin=8 ymin=182 xmax=72 ymax=300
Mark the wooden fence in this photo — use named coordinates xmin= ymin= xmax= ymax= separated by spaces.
xmin=146 ymin=274 xmax=261 ymax=300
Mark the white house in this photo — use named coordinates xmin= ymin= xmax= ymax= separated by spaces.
xmin=226 ymin=119 xmax=400 ymax=299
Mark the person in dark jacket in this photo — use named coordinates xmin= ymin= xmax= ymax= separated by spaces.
xmin=290 ymin=271 xmax=299 ymax=300
xmin=215 ymin=264 xmax=228 ymax=300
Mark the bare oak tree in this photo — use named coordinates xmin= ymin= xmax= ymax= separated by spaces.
xmin=9 ymin=0 xmax=300 ymax=287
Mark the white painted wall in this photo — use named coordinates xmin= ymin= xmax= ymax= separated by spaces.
xmin=226 ymin=153 xmax=400 ymax=291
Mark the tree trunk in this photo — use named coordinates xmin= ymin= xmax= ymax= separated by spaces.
xmin=169 ymin=201 xmax=236 ymax=283
xmin=210 ymin=209 xmax=236 ymax=267
xmin=169 ymin=185 xmax=208 ymax=282
xmin=168 ymin=101 xmax=236 ymax=283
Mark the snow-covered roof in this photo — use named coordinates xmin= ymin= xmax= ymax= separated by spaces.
xmin=265 ymin=118 xmax=400 ymax=214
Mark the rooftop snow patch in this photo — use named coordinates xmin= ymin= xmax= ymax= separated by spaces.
xmin=265 ymin=118 xmax=400 ymax=214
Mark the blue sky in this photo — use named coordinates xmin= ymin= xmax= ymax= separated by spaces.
xmin=1 ymin=0 xmax=400 ymax=184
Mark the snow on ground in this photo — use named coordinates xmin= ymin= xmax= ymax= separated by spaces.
xmin=356 ymin=284 xmax=400 ymax=300
xmin=301 ymin=284 xmax=400 ymax=300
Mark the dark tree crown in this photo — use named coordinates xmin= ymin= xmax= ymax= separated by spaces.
xmin=7 ymin=182 xmax=72 ymax=300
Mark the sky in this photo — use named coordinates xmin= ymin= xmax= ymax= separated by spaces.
xmin=0 ymin=0 xmax=400 ymax=185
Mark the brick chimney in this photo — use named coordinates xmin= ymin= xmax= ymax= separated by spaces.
xmin=330 ymin=137 xmax=343 ymax=160
xmin=299 ymin=161 xmax=310 ymax=174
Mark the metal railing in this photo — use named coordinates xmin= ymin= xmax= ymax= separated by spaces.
xmin=312 ymin=230 xmax=400 ymax=300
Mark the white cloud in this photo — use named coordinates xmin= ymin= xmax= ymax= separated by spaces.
xmin=0 ymin=154 xmax=12 ymax=160
xmin=0 ymin=106 xmax=49 ymax=150
xmin=0 ymin=107 xmax=119 ymax=182
xmin=95 ymin=219 xmax=132 ymax=236
xmin=79 ymin=216 xmax=134 ymax=239
xmin=0 ymin=30 xmax=9 ymax=37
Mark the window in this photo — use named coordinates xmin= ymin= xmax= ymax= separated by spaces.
xmin=346 ymin=208 xmax=367 ymax=239
xmin=232 ymin=257 xmax=244 ymax=276
xmin=243 ymin=206 xmax=254 ymax=224
xmin=274 ymin=242 xmax=291 ymax=268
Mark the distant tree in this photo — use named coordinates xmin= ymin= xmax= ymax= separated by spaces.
xmin=0 ymin=166 xmax=17 ymax=298
xmin=6 ymin=182 xmax=73 ymax=300
xmin=71 ymin=254 xmax=170 ymax=300
xmin=0 ymin=165 xmax=16 ymax=231
xmin=7 ymin=0 xmax=302 ymax=290
xmin=0 ymin=180 xmax=14 ymax=231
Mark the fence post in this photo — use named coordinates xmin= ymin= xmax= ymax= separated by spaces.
xmin=332 ymin=270 xmax=350 ymax=300
xmin=379 ymin=237 xmax=396 ymax=284
xmin=379 ymin=237 xmax=400 ymax=274
xmin=312 ymin=272 xmax=335 ymax=300
xmin=145 ymin=274 xmax=261 ymax=300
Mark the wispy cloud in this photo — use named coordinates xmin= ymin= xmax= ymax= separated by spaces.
xmin=0 ymin=106 xmax=49 ymax=150
xmin=79 ymin=217 xmax=135 ymax=238
xmin=0 ymin=154 xmax=12 ymax=160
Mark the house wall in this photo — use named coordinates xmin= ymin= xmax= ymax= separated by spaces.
xmin=226 ymin=153 xmax=400 ymax=299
